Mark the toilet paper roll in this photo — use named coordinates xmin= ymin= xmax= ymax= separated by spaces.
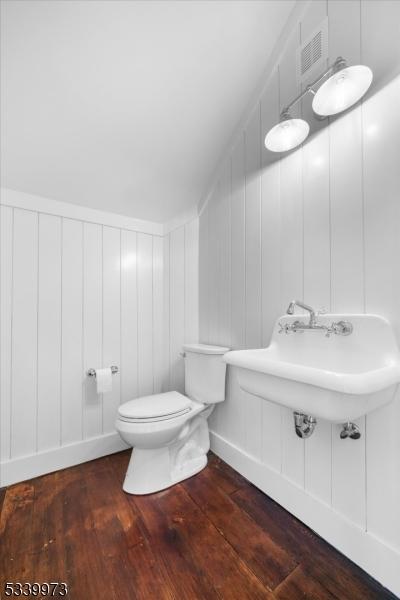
xmin=95 ymin=368 xmax=113 ymax=394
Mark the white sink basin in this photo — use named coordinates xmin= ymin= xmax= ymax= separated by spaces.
xmin=223 ymin=314 xmax=400 ymax=422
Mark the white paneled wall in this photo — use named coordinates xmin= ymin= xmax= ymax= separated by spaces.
xmin=38 ymin=215 xmax=62 ymax=450
xmin=1 ymin=191 xmax=194 ymax=486
xmin=163 ymin=219 xmax=200 ymax=395
xmin=200 ymin=1 xmax=400 ymax=594
xmin=137 ymin=233 xmax=154 ymax=398
xmin=0 ymin=190 xmax=199 ymax=486
xmin=61 ymin=218 xmax=83 ymax=446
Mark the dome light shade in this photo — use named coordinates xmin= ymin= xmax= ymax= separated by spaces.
xmin=264 ymin=114 xmax=309 ymax=152
xmin=312 ymin=65 xmax=373 ymax=116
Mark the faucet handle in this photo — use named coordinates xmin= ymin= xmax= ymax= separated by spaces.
xmin=278 ymin=321 xmax=291 ymax=334
xmin=332 ymin=320 xmax=354 ymax=336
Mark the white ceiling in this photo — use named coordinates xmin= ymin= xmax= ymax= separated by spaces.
xmin=1 ymin=0 xmax=294 ymax=223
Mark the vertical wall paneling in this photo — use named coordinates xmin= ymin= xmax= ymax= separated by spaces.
xmin=260 ymin=69 xmax=281 ymax=345
xmin=169 ymin=227 xmax=185 ymax=393
xmin=2 ymin=191 xmax=198 ymax=488
xmin=281 ymin=409 xmax=305 ymax=488
xmin=83 ymin=223 xmax=103 ymax=438
xmin=279 ymin=29 xmax=303 ymax=308
xmin=137 ymin=233 xmax=154 ymax=397
xmin=213 ymin=160 xmax=234 ymax=440
xmin=162 ymin=234 xmax=171 ymax=392
xmin=198 ymin=0 xmax=400 ymax=592
xmin=184 ymin=219 xmax=199 ymax=345
xmin=278 ymin=25 xmax=301 ymax=114
xmin=302 ymin=46 xmax=332 ymax=503
xmin=10 ymin=209 xmax=38 ymax=458
xmin=120 ymin=230 xmax=138 ymax=403
xmin=61 ymin=218 xmax=83 ymax=445
xmin=259 ymin=70 xmax=282 ymax=472
xmin=278 ymin=23 xmax=302 ymax=304
xmin=207 ymin=185 xmax=221 ymax=346
xmin=163 ymin=218 xmax=200 ymax=399
xmin=0 ymin=206 xmax=13 ymax=461
xmin=259 ymin=69 xmax=283 ymax=472
xmin=205 ymin=195 xmax=215 ymax=345
xmin=329 ymin=0 xmax=364 ymax=313
xmin=37 ymin=214 xmax=62 ymax=451
xmin=230 ymin=135 xmax=246 ymax=350
xmin=245 ymin=104 xmax=262 ymax=349
xmin=302 ymin=132 xmax=330 ymax=311
xmin=200 ymin=193 xmax=223 ymax=432
xmin=217 ymin=160 xmax=231 ymax=349
xmin=300 ymin=0 xmax=328 ymax=138
xmin=278 ymin=24 xmax=305 ymax=487
xmin=332 ymin=419 xmax=366 ymax=527
xmin=328 ymin=0 xmax=360 ymax=65
xmin=102 ymin=227 xmax=121 ymax=432
xmin=260 ymin=399 xmax=282 ymax=474
xmin=327 ymin=0 xmax=366 ymax=521
xmin=242 ymin=392 xmax=262 ymax=462
xmin=329 ymin=110 xmax=364 ymax=313
xmin=224 ymin=371 xmax=247 ymax=452
xmin=304 ymin=420 xmax=332 ymax=505
xmin=198 ymin=208 xmax=208 ymax=345
xmin=279 ymin=155 xmax=303 ymax=305
xmin=153 ymin=236 xmax=164 ymax=394
xmin=363 ymin=73 xmax=400 ymax=546
xmin=366 ymin=391 xmax=400 ymax=548
xmin=361 ymin=0 xmax=400 ymax=92
xmin=242 ymin=105 xmax=263 ymax=458
xmin=362 ymin=45 xmax=400 ymax=334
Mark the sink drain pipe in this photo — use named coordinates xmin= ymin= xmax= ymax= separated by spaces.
xmin=293 ymin=412 xmax=317 ymax=438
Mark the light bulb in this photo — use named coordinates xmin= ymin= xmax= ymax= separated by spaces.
xmin=312 ymin=65 xmax=373 ymax=116
xmin=264 ymin=115 xmax=309 ymax=152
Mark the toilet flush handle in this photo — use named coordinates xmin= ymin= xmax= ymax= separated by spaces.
xmin=179 ymin=352 xmax=186 ymax=358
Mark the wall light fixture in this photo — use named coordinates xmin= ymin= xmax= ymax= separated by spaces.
xmin=264 ymin=110 xmax=309 ymax=153
xmin=265 ymin=57 xmax=373 ymax=152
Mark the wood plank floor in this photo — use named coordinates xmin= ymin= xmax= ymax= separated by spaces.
xmin=0 ymin=450 xmax=397 ymax=600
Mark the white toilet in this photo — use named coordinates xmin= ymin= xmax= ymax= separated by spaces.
xmin=115 ymin=343 xmax=229 ymax=494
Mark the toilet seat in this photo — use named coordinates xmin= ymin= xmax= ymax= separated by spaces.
xmin=118 ymin=391 xmax=192 ymax=423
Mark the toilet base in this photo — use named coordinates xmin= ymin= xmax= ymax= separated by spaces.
xmin=122 ymin=414 xmax=210 ymax=495
xmin=122 ymin=448 xmax=207 ymax=495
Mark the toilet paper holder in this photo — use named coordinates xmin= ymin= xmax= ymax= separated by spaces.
xmin=87 ymin=366 xmax=119 ymax=377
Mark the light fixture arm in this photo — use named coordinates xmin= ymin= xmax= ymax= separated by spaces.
xmin=266 ymin=55 xmax=372 ymax=152
xmin=280 ymin=56 xmax=347 ymax=118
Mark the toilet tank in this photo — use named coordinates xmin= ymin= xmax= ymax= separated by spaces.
xmin=183 ymin=343 xmax=229 ymax=404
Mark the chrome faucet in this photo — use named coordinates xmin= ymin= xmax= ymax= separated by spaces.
xmin=279 ymin=299 xmax=353 ymax=337
xmin=286 ymin=300 xmax=317 ymax=327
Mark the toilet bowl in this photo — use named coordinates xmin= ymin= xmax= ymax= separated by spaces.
xmin=115 ymin=343 xmax=229 ymax=494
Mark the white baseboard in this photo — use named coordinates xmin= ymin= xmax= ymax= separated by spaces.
xmin=210 ymin=430 xmax=400 ymax=598
xmin=0 ymin=432 xmax=128 ymax=487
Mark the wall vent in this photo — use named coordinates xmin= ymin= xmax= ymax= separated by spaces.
xmin=296 ymin=17 xmax=328 ymax=85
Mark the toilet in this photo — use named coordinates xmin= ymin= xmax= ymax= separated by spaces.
xmin=115 ymin=343 xmax=229 ymax=494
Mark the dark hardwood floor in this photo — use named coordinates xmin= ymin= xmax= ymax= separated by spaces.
xmin=0 ymin=450 xmax=397 ymax=600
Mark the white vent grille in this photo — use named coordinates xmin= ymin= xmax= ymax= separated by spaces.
xmin=296 ymin=18 xmax=328 ymax=84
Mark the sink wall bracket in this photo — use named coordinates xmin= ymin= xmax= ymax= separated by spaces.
xmin=340 ymin=422 xmax=361 ymax=440
xmin=293 ymin=412 xmax=317 ymax=438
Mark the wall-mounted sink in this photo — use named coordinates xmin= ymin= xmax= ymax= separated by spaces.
xmin=223 ymin=314 xmax=400 ymax=425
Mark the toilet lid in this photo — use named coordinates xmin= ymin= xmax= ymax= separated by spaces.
xmin=183 ymin=343 xmax=229 ymax=355
xmin=118 ymin=391 xmax=192 ymax=420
